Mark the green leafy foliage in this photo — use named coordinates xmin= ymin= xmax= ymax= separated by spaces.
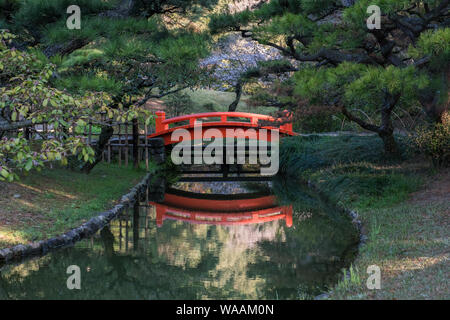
xmin=0 ymin=31 xmax=155 ymax=180
xmin=413 ymin=111 xmax=450 ymax=167
xmin=410 ymin=27 xmax=450 ymax=71
xmin=1 ymin=0 xmax=216 ymax=178
xmin=12 ymin=0 xmax=116 ymax=30
xmin=279 ymin=135 xmax=421 ymax=209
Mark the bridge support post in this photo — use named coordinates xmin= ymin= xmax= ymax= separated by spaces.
xmin=148 ymin=137 xmax=165 ymax=164
xmin=147 ymin=175 xmax=165 ymax=202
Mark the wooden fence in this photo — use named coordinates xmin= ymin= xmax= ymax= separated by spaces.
xmin=5 ymin=113 xmax=157 ymax=170
xmin=87 ymin=117 xmax=156 ymax=170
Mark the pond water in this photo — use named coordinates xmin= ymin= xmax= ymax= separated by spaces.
xmin=0 ymin=178 xmax=359 ymax=299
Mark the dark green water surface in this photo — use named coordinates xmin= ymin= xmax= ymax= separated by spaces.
xmin=0 ymin=179 xmax=359 ymax=299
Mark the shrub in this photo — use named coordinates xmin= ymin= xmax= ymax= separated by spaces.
xmin=413 ymin=111 xmax=450 ymax=167
xmin=294 ymin=108 xmax=343 ymax=133
xmin=165 ymin=92 xmax=194 ymax=117
xmin=202 ymin=103 xmax=216 ymax=112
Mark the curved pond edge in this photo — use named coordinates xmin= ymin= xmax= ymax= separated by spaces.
xmin=314 ymin=208 xmax=367 ymax=300
xmin=0 ymin=173 xmax=152 ymax=265
xmin=305 ymin=180 xmax=368 ymax=300
xmin=304 ymin=179 xmax=368 ymax=249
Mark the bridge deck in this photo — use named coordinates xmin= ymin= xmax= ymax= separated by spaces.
xmin=147 ymin=111 xmax=296 ymax=145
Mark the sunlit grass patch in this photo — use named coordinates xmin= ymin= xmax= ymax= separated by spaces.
xmin=331 ymin=202 xmax=449 ymax=300
xmin=0 ymin=163 xmax=145 ymax=246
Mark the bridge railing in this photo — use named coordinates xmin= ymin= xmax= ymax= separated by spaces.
xmin=154 ymin=111 xmax=294 ymax=135
xmin=154 ymin=203 xmax=293 ymax=227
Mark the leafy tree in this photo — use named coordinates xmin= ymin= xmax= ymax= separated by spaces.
xmin=1 ymin=0 xmax=216 ymax=179
xmin=0 ymin=31 xmax=101 ymax=181
xmin=209 ymin=0 xmax=449 ymax=156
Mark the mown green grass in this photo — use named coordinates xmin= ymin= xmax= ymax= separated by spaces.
xmin=0 ymin=163 xmax=146 ymax=245
xmin=331 ymin=202 xmax=448 ymax=299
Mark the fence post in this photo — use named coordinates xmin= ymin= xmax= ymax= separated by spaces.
xmin=125 ymin=122 xmax=129 ymax=167
xmin=132 ymin=118 xmax=139 ymax=169
xmin=118 ymin=124 xmax=122 ymax=166
xmin=284 ymin=205 xmax=293 ymax=227
xmin=88 ymin=121 xmax=92 ymax=146
xmin=144 ymin=125 xmax=149 ymax=171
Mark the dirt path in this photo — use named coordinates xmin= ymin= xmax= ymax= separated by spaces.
xmin=408 ymin=168 xmax=450 ymax=206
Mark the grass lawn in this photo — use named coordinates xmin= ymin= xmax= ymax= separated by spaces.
xmin=164 ymin=88 xmax=279 ymax=115
xmin=279 ymin=135 xmax=449 ymax=299
xmin=0 ymin=163 xmax=146 ymax=248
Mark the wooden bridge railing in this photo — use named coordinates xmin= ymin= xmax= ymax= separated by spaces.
xmin=154 ymin=111 xmax=294 ymax=135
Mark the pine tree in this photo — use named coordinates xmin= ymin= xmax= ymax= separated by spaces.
xmin=1 ymin=0 xmax=216 ymax=178
xmin=209 ymin=0 xmax=449 ymax=156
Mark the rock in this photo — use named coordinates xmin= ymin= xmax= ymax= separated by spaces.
xmin=11 ymin=244 xmax=27 ymax=258
xmin=314 ymin=293 xmax=330 ymax=300
xmin=38 ymin=240 xmax=49 ymax=254
xmin=28 ymin=242 xmax=42 ymax=255
xmin=47 ymin=237 xmax=64 ymax=249
xmin=0 ymin=248 xmax=13 ymax=262
xmin=13 ymin=194 xmax=21 ymax=198
xmin=341 ymin=0 xmax=355 ymax=7
xmin=65 ymin=230 xmax=79 ymax=242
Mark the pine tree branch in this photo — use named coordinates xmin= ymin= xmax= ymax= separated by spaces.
xmin=341 ymin=106 xmax=381 ymax=133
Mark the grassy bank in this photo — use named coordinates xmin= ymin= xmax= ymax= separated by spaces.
xmin=0 ymin=163 xmax=146 ymax=248
xmin=280 ymin=135 xmax=449 ymax=299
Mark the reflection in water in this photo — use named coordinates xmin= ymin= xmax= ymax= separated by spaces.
xmin=0 ymin=180 xmax=359 ymax=300
xmin=153 ymin=188 xmax=293 ymax=227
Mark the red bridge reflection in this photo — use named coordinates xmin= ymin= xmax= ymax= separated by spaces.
xmin=150 ymin=189 xmax=293 ymax=227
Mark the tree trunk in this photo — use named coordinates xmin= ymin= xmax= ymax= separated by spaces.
xmin=379 ymin=99 xmax=401 ymax=158
xmin=81 ymin=125 xmax=114 ymax=174
xmin=341 ymin=102 xmax=401 ymax=158
xmin=379 ymin=131 xmax=400 ymax=157
xmin=228 ymin=80 xmax=242 ymax=112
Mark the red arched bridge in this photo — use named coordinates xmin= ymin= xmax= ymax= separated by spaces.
xmin=147 ymin=111 xmax=297 ymax=145
xmin=150 ymin=189 xmax=293 ymax=227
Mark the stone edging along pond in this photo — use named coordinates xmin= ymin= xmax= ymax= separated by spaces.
xmin=0 ymin=173 xmax=152 ymax=265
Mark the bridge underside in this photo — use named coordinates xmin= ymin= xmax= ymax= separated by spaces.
xmin=150 ymin=189 xmax=293 ymax=227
